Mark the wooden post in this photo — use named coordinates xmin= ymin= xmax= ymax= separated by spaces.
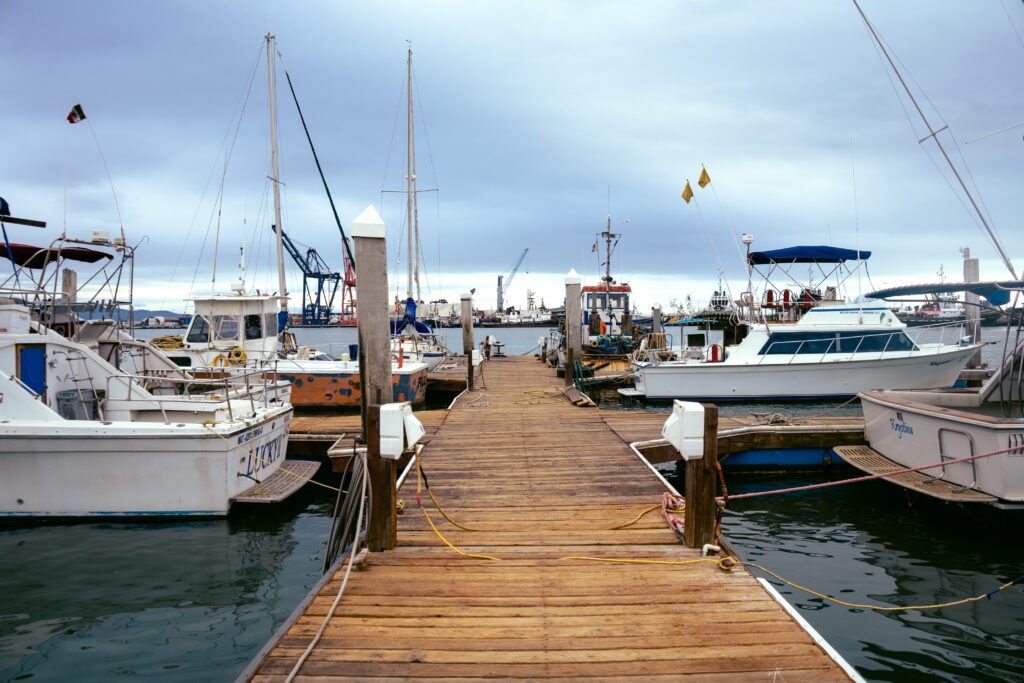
xmin=621 ymin=311 xmax=632 ymax=337
xmin=353 ymin=206 xmax=391 ymax=416
xmin=352 ymin=205 xmax=396 ymax=551
xmin=461 ymin=293 xmax=474 ymax=390
xmin=564 ymin=269 xmax=582 ymax=386
xmin=684 ymin=404 xmax=718 ymax=549
xmin=365 ymin=405 xmax=397 ymax=551
xmin=963 ymin=247 xmax=982 ymax=368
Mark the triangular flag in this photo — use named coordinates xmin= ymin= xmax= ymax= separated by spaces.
xmin=698 ymin=166 xmax=711 ymax=188
xmin=681 ymin=181 xmax=694 ymax=204
xmin=66 ymin=104 xmax=86 ymax=124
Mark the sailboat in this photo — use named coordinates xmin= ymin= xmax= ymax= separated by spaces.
xmin=158 ymin=34 xmax=428 ymax=407
xmin=838 ymin=2 xmax=1024 ymax=507
xmin=389 ymin=46 xmax=451 ymax=372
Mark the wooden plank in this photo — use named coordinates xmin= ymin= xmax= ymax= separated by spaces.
xmin=835 ymin=444 xmax=996 ymax=502
xmin=244 ymin=357 xmax=853 ymax=681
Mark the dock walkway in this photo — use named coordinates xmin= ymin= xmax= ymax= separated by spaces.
xmin=246 ymin=357 xmax=853 ymax=681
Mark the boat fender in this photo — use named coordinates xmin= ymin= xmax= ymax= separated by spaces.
xmin=701 ymin=543 xmax=720 ymax=557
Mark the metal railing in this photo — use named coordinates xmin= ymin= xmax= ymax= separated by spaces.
xmin=103 ymin=365 xmax=285 ymax=425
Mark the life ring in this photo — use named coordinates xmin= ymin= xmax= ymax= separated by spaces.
xmin=212 ymin=354 xmax=229 ymax=367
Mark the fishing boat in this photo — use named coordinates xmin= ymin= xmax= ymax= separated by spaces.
xmin=844 ymin=280 xmax=1024 ymax=507
xmin=389 ymin=46 xmax=451 ymax=371
xmin=0 ymin=234 xmax=296 ymax=517
xmin=155 ymin=35 xmax=427 ymax=407
xmin=620 ymin=245 xmax=981 ymax=400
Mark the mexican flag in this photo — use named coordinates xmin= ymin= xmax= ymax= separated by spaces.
xmin=66 ymin=104 xmax=86 ymax=124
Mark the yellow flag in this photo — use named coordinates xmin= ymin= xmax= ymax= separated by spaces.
xmin=698 ymin=166 xmax=711 ymax=188
xmin=681 ymin=181 xmax=694 ymax=204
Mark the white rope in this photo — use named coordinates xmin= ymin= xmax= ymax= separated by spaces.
xmin=284 ymin=450 xmax=368 ymax=683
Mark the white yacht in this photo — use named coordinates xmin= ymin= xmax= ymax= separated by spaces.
xmin=622 ymin=304 xmax=979 ymax=400
xmin=0 ymin=236 xmax=295 ymax=518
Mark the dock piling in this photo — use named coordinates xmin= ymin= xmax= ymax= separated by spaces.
xmin=365 ymin=404 xmax=397 ymax=551
xmin=684 ymin=403 xmax=719 ymax=548
xmin=353 ymin=206 xmax=397 ymax=551
xmin=460 ymin=293 xmax=474 ymax=390
xmin=564 ymin=269 xmax=582 ymax=386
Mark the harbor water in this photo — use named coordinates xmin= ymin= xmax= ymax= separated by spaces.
xmin=3 ymin=325 xmax=1021 ymax=681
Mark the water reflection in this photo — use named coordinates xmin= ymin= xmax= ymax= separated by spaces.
xmin=663 ymin=468 xmax=1024 ymax=682
xmin=0 ymin=484 xmax=337 ymax=682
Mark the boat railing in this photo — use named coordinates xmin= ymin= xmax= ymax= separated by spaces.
xmin=51 ymin=349 xmax=107 ymax=421
xmin=104 ymin=367 xmax=281 ymax=424
xmin=932 ymin=427 xmax=980 ymax=491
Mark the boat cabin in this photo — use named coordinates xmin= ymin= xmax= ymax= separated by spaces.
xmin=582 ymin=284 xmax=631 ymax=337
xmin=173 ymin=294 xmax=284 ymax=365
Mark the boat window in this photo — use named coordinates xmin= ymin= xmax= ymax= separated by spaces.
xmin=760 ymin=332 xmax=835 ymax=355
xmin=212 ymin=315 xmax=239 ymax=341
xmin=760 ymin=330 xmax=919 ymax=355
xmin=686 ymin=333 xmax=706 ymax=347
xmin=244 ymin=314 xmax=263 ymax=340
xmin=589 ymin=294 xmax=606 ymax=309
xmin=186 ymin=316 xmax=210 ymax=343
xmin=265 ymin=312 xmax=278 ymax=337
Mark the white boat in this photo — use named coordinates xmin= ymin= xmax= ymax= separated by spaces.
xmin=0 ymin=237 xmax=294 ymax=517
xmin=389 ymin=46 xmax=451 ymax=371
xmin=624 ymin=303 xmax=979 ymax=400
xmin=622 ymin=243 xmax=980 ymax=400
xmin=850 ymin=280 xmax=1024 ymax=506
xmin=838 ymin=3 xmax=1024 ymax=507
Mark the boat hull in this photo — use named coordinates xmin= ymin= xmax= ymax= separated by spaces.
xmin=633 ymin=346 xmax=975 ymax=400
xmin=861 ymin=392 xmax=1024 ymax=502
xmin=0 ymin=409 xmax=292 ymax=517
xmin=277 ymin=365 xmax=427 ymax=407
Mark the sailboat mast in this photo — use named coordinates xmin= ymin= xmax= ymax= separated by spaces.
xmin=266 ymin=33 xmax=288 ymax=313
xmin=405 ymin=46 xmax=419 ymax=301
xmin=851 ymin=0 xmax=1017 ymax=279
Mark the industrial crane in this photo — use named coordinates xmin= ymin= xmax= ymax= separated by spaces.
xmin=273 ymin=225 xmax=341 ymax=326
xmin=496 ymin=248 xmax=529 ymax=313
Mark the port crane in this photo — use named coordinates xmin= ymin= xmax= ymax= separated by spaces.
xmin=496 ymin=248 xmax=529 ymax=312
xmin=273 ymin=225 xmax=349 ymax=326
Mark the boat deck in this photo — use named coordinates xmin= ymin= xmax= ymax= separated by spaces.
xmin=835 ymin=445 xmax=997 ymax=503
xmin=244 ymin=357 xmax=854 ymax=681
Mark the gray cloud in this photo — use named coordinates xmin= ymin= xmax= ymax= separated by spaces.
xmin=2 ymin=0 xmax=1022 ymax=311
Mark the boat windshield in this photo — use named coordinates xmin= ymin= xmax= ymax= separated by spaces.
xmin=759 ymin=330 xmax=917 ymax=355
xmin=212 ymin=315 xmax=239 ymax=341
xmin=186 ymin=316 xmax=210 ymax=343
xmin=244 ymin=314 xmax=263 ymax=340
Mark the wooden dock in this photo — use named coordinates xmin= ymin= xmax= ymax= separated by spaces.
xmin=244 ymin=357 xmax=855 ymax=681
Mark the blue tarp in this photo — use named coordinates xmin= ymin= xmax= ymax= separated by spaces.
xmin=748 ymin=245 xmax=871 ymax=265
xmin=867 ymin=280 xmax=1024 ymax=307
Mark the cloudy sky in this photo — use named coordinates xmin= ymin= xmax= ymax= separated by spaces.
xmin=2 ymin=0 xmax=1022 ymax=313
